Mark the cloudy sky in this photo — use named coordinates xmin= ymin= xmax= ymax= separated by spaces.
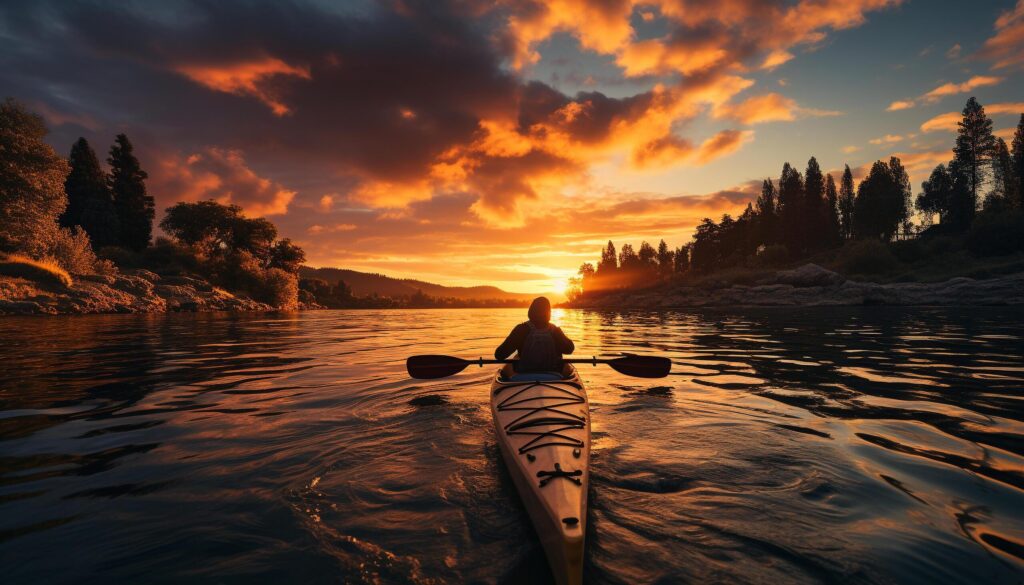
xmin=2 ymin=0 xmax=1023 ymax=293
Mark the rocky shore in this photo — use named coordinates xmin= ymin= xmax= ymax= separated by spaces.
xmin=0 ymin=270 xmax=272 ymax=315
xmin=568 ymin=264 xmax=1024 ymax=309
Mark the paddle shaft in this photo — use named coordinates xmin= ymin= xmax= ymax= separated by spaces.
xmin=464 ymin=357 xmax=613 ymax=367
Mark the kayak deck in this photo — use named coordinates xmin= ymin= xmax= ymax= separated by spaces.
xmin=490 ymin=364 xmax=590 ymax=585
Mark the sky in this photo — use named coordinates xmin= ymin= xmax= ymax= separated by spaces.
xmin=2 ymin=0 xmax=1023 ymax=294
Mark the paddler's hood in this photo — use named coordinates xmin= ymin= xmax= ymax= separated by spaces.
xmin=528 ymin=297 xmax=551 ymax=326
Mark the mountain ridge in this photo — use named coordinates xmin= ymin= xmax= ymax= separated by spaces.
xmin=299 ymin=266 xmax=544 ymax=301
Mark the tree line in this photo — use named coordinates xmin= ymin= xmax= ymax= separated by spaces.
xmin=569 ymin=97 xmax=1024 ymax=299
xmin=0 ymin=98 xmax=307 ymax=308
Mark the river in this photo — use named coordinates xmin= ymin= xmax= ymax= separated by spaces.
xmin=1 ymin=308 xmax=1022 ymax=584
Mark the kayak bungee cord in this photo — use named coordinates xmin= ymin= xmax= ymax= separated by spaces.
xmin=493 ymin=378 xmax=586 ymax=487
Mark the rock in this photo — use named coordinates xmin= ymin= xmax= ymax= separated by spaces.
xmin=771 ymin=264 xmax=846 ymax=288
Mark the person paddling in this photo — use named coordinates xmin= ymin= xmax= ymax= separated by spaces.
xmin=495 ymin=297 xmax=575 ymax=374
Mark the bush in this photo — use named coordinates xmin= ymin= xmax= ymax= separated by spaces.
xmin=0 ymin=254 xmax=72 ymax=287
xmin=98 ymin=246 xmax=143 ymax=269
xmin=890 ymin=239 xmax=926 ymax=263
xmin=141 ymin=237 xmax=202 ymax=275
xmin=836 ymin=239 xmax=899 ymax=275
xmin=966 ymin=210 xmax=1024 ymax=257
xmin=754 ymin=244 xmax=788 ymax=267
xmin=253 ymin=268 xmax=298 ymax=309
xmin=45 ymin=226 xmax=98 ymax=274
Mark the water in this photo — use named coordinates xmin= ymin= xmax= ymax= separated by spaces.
xmin=1 ymin=308 xmax=1023 ymax=584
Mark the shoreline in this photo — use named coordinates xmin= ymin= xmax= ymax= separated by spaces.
xmin=565 ymin=264 xmax=1024 ymax=309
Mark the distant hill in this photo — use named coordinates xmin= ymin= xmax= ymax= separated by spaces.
xmin=299 ymin=267 xmax=540 ymax=301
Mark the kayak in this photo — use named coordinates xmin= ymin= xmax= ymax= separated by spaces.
xmin=490 ymin=363 xmax=590 ymax=585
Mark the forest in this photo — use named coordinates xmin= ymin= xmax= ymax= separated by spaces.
xmin=568 ymin=97 xmax=1024 ymax=301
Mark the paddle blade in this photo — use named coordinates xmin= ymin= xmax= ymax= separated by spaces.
xmin=407 ymin=355 xmax=470 ymax=379
xmin=608 ymin=355 xmax=672 ymax=378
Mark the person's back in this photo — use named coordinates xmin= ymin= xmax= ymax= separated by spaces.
xmin=494 ymin=297 xmax=574 ymax=373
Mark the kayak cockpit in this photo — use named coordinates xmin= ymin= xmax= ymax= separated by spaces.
xmin=498 ymin=362 xmax=575 ymax=382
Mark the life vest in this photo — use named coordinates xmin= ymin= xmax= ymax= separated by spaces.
xmin=518 ymin=321 xmax=561 ymax=372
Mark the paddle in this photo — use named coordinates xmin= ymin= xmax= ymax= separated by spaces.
xmin=406 ymin=354 xmax=671 ymax=379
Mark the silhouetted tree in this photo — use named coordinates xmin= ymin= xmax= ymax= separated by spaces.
xmin=0 ymin=99 xmax=68 ymax=254
xmin=656 ymin=239 xmax=673 ymax=276
xmin=637 ymin=241 xmax=657 ymax=272
xmin=838 ymin=165 xmax=856 ymax=240
xmin=1012 ymin=114 xmax=1024 ymax=208
xmin=949 ymin=97 xmax=996 ymax=219
xmin=269 ymin=238 xmax=306 ymax=273
xmin=854 ymin=159 xmax=905 ymax=240
xmin=108 ymin=134 xmax=154 ymax=251
xmin=777 ymin=162 xmax=804 ymax=255
xmin=917 ymin=164 xmax=954 ymax=224
xmin=61 ymin=138 xmax=119 ymax=250
xmin=804 ymin=156 xmax=824 ymax=250
xmin=689 ymin=218 xmax=718 ymax=273
xmin=989 ymin=138 xmax=1016 ymax=210
xmin=824 ymin=173 xmax=841 ymax=246
xmin=889 ymin=156 xmax=913 ymax=235
xmin=755 ymin=178 xmax=777 ymax=244
xmin=597 ymin=240 xmax=617 ymax=275
xmin=673 ymin=244 xmax=689 ymax=273
xmin=947 ymin=164 xmax=976 ymax=229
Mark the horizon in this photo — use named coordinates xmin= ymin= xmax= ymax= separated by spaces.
xmin=3 ymin=1 xmax=1023 ymax=293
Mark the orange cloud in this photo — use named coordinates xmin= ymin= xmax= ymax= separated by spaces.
xmin=869 ymin=134 xmax=906 ymax=145
xmin=175 ymin=57 xmax=311 ymax=115
xmin=151 ymin=147 xmax=295 ymax=216
xmin=888 ymin=76 xmax=1004 ymax=110
xmin=978 ymin=0 xmax=1024 ymax=70
xmin=632 ymin=129 xmax=753 ymax=167
xmin=921 ymin=102 xmax=1024 ymax=133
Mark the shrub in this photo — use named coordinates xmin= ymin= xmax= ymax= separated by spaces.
xmin=966 ymin=210 xmax=1024 ymax=257
xmin=254 ymin=268 xmax=299 ymax=309
xmin=98 ymin=246 xmax=143 ymax=269
xmin=837 ymin=239 xmax=899 ymax=275
xmin=890 ymin=239 xmax=926 ymax=263
xmin=45 ymin=226 xmax=98 ymax=274
xmin=0 ymin=254 xmax=72 ymax=287
xmin=141 ymin=237 xmax=202 ymax=274
xmin=754 ymin=244 xmax=788 ymax=267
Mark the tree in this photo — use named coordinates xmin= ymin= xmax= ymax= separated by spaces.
xmin=804 ymin=156 xmax=824 ymax=250
xmin=989 ymin=138 xmax=1016 ymax=210
xmin=916 ymin=164 xmax=954 ymax=224
xmin=947 ymin=164 xmax=976 ymax=229
xmin=777 ymin=162 xmax=804 ymax=255
xmin=61 ymin=138 xmax=119 ymax=250
xmin=673 ymin=245 xmax=689 ymax=273
xmin=160 ymin=200 xmax=281 ymax=264
xmin=823 ymin=173 xmax=841 ymax=247
xmin=889 ymin=156 xmax=912 ymax=234
xmin=656 ymin=239 xmax=673 ymax=276
xmin=269 ymin=238 xmax=306 ymax=273
xmin=949 ymin=97 xmax=996 ymax=220
xmin=0 ymin=99 xmax=69 ymax=254
xmin=690 ymin=218 xmax=719 ymax=273
xmin=108 ymin=133 xmax=154 ymax=251
xmin=755 ymin=178 xmax=777 ymax=244
xmin=838 ymin=165 xmax=856 ymax=240
xmin=597 ymin=240 xmax=617 ymax=275
xmin=637 ymin=241 xmax=657 ymax=272
xmin=1012 ymin=114 xmax=1024 ymax=208
xmin=853 ymin=159 xmax=905 ymax=240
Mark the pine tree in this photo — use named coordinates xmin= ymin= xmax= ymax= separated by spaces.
xmin=108 ymin=134 xmax=154 ymax=251
xmin=777 ymin=162 xmax=804 ymax=255
xmin=839 ymin=165 xmax=856 ymax=240
xmin=889 ymin=156 xmax=912 ymax=235
xmin=804 ymin=156 xmax=824 ymax=250
xmin=824 ymin=173 xmax=841 ymax=246
xmin=755 ymin=178 xmax=777 ymax=245
xmin=674 ymin=245 xmax=689 ymax=273
xmin=61 ymin=138 xmax=119 ymax=250
xmin=656 ymin=239 xmax=674 ymax=276
xmin=989 ymin=137 xmax=1015 ymax=210
xmin=949 ymin=97 xmax=996 ymax=221
xmin=1011 ymin=114 xmax=1024 ymax=208
xmin=598 ymin=240 xmax=617 ymax=274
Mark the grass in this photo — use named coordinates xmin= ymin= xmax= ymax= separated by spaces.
xmin=0 ymin=254 xmax=73 ymax=288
